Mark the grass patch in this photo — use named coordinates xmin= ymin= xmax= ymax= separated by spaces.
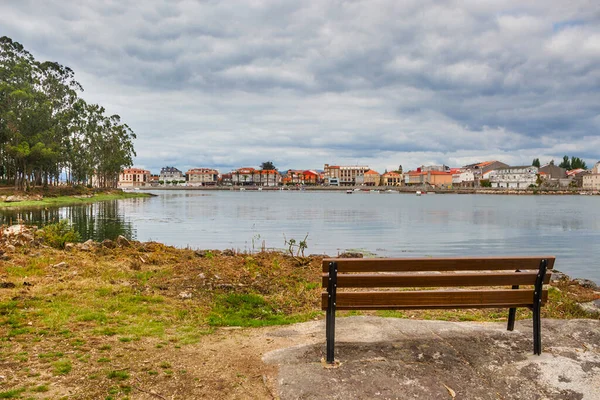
xmin=207 ymin=293 xmax=311 ymax=327
xmin=31 ymin=385 xmax=49 ymax=393
xmin=53 ymin=359 xmax=72 ymax=375
xmin=0 ymin=191 xmax=151 ymax=209
xmin=0 ymin=388 xmax=25 ymax=399
xmin=107 ymin=370 xmax=129 ymax=381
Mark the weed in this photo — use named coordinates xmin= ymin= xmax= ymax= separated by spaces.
xmin=31 ymin=385 xmax=49 ymax=393
xmin=53 ymin=359 xmax=72 ymax=375
xmin=107 ymin=370 xmax=129 ymax=381
xmin=36 ymin=220 xmax=81 ymax=249
xmin=97 ymin=357 xmax=111 ymax=363
xmin=99 ymin=345 xmax=112 ymax=351
xmin=159 ymin=361 xmax=171 ymax=369
xmin=0 ymin=388 xmax=25 ymax=398
xmin=147 ymin=370 xmax=158 ymax=376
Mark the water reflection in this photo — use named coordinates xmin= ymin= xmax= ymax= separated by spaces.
xmin=0 ymin=200 xmax=135 ymax=242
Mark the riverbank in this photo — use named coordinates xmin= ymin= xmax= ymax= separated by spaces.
xmin=141 ymin=185 xmax=599 ymax=195
xmin=0 ymin=189 xmax=152 ymax=209
xmin=0 ymin=230 xmax=598 ymax=398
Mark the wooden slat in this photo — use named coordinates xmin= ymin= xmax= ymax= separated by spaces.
xmin=321 ymin=271 xmax=550 ymax=288
xmin=322 ymin=256 xmax=555 ymax=273
xmin=321 ymin=289 xmax=548 ymax=310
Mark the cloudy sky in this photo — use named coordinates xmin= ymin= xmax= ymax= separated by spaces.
xmin=2 ymin=0 xmax=599 ymax=173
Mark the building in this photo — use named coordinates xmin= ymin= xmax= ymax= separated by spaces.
xmin=363 ymin=170 xmax=381 ymax=186
xmin=489 ymin=166 xmax=538 ymax=189
xmin=118 ymin=168 xmax=151 ymax=188
xmin=232 ymin=168 xmax=256 ymax=185
xmin=324 ymin=164 xmax=369 ymax=186
xmin=253 ymin=169 xmax=281 ymax=186
xmin=186 ymin=168 xmax=219 ymax=186
xmin=582 ymin=162 xmax=600 ymax=190
xmin=381 ymin=171 xmax=403 ymax=186
xmin=457 ymin=161 xmax=509 ymax=187
xmin=405 ymin=169 xmax=453 ymax=187
xmin=220 ymin=173 xmax=233 ymax=186
xmin=159 ymin=166 xmax=184 ymax=183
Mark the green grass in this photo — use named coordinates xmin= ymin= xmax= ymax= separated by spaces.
xmin=31 ymin=385 xmax=49 ymax=393
xmin=53 ymin=359 xmax=72 ymax=375
xmin=0 ymin=388 xmax=25 ymax=399
xmin=107 ymin=370 xmax=129 ymax=381
xmin=207 ymin=293 xmax=314 ymax=327
xmin=0 ymin=191 xmax=151 ymax=209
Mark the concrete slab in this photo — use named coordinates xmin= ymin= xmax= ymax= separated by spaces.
xmin=263 ymin=316 xmax=600 ymax=399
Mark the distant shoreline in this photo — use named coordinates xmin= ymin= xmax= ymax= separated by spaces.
xmin=135 ymin=186 xmax=599 ymax=195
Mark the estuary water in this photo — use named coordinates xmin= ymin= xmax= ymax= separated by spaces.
xmin=1 ymin=190 xmax=599 ymax=283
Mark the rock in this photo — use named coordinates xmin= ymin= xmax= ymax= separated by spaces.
xmin=52 ymin=262 xmax=68 ymax=268
xmin=550 ymin=271 xmax=569 ymax=282
xmin=222 ymin=249 xmax=236 ymax=256
xmin=23 ymin=281 xmax=33 ymax=287
xmin=4 ymin=195 xmax=25 ymax=203
xmin=116 ymin=235 xmax=130 ymax=247
xmin=198 ymin=273 xmax=206 ymax=279
xmin=309 ymin=254 xmax=330 ymax=258
xmin=0 ymin=282 xmax=16 ymax=289
xmin=195 ymin=250 xmax=210 ymax=257
xmin=573 ymin=278 xmax=599 ymax=290
xmin=5 ymin=245 xmax=16 ymax=252
xmin=579 ymin=299 xmax=600 ymax=315
xmin=0 ymin=255 xmax=10 ymax=261
xmin=64 ymin=243 xmax=75 ymax=252
xmin=338 ymin=252 xmax=364 ymax=258
xmin=3 ymin=225 xmax=26 ymax=235
xmin=178 ymin=291 xmax=193 ymax=299
xmin=101 ymin=239 xmax=116 ymax=249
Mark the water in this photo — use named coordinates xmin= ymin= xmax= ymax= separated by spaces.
xmin=1 ymin=190 xmax=599 ymax=283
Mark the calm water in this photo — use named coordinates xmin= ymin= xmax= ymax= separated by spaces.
xmin=1 ymin=190 xmax=599 ymax=283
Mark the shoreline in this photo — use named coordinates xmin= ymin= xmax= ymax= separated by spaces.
xmin=0 ymin=191 xmax=152 ymax=209
xmin=137 ymin=186 xmax=599 ymax=195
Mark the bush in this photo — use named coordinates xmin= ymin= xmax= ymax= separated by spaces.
xmin=37 ymin=220 xmax=81 ymax=249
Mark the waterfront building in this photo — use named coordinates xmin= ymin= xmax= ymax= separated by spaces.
xmin=186 ymin=168 xmax=219 ymax=186
xmin=582 ymin=162 xmax=600 ymax=190
xmin=220 ymin=173 xmax=233 ymax=186
xmin=456 ymin=161 xmax=509 ymax=187
xmin=232 ymin=168 xmax=256 ymax=185
xmin=159 ymin=166 xmax=184 ymax=183
xmin=489 ymin=166 xmax=538 ymax=189
xmin=118 ymin=168 xmax=151 ymax=188
xmin=381 ymin=171 xmax=403 ymax=186
xmin=405 ymin=169 xmax=453 ymax=187
xmin=363 ymin=170 xmax=381 ymax=186
xmin=324 ymin=164 xmax=369 ymax=186
xmin=253 ymin=169 xmax=281 ymax=186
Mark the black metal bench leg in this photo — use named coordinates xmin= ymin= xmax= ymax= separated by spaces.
xmin=507 ymin=306 xmax=517 ymax=331
xmin=326 ymin=262 xmax=338 ymax=364
xmin=532 ymin=259 xmax=547 ymax=355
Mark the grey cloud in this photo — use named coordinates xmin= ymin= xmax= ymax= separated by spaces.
xmin=1 ymin=0 xmax=599 ymax=173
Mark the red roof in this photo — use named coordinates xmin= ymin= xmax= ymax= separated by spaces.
xmin=364 ymin=169 xmax=380 ymax=175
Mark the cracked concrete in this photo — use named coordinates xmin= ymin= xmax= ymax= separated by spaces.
xmin=263 ymin=317 xmax=600 ymax=399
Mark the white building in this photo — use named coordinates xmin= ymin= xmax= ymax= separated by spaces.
xmin=489 ymin=166 xmax=538 ymax=189
xmin=159 ymin=166 xmax=184 ymax=183
xmin=452 ymin=170 xmax=475 ymax=186
xmin=186 ymin=168 xmax=218 ymax=186
xmin=582 ymin=162 xmax=600 ymax=190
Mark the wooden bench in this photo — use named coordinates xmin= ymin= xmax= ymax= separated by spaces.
xmin=322 ymin=256 xmax=554 ymax=364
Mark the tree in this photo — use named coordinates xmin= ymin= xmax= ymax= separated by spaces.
xmin=559 ymin=155 xmax=571 ymax=170
xmin=260 ymin=161 xmax=276 ymax=170
xmin=532 ymin=158 xmax=540 ymax=167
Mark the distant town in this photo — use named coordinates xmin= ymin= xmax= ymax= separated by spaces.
xmin=118 ymin=159 xmax=600 ymax=191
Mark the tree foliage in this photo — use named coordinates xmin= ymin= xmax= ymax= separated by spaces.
xmin=260 ymin=161 xmax=276 ymax=170
xmin=558 ymin=155 xmax=587 ymax=170
xmin=532 ymin=158 xmax=540 ymax=167
xmin=0 ymin=36 xmax=136 ymax=189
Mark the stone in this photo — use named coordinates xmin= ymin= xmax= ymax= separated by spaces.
xmin=101 ymin=239 xmax=116 ymax=249
xmin=195 ymin=250 xmax=210 ymax=257
xmin=116 ymin=235 xmax=131 ymax=247
xmin=338 ymin=252 xmax=364 ymax=258
xmin=5 ymin=245 xmax=16 ymax=252
xmin=4 ymin=195 xmax=25 ymax=203
xmin=3 ymin=225 xmax=26 ymax=235
xmin=579 ymin=299 xmax=600 ymax=315
xmin=0 ymin=282 xmax=16 ymax=289
xmin=550 ymin=271 xmax=569 ymax=282
xmin=222 ymin=249 xmax=236 ymax=256
xmin=64 ymin=243 xmax=75 ymax=252
xmin=573 ymin=278 xmax=599 ymax=290
xmin=52 ymin=262 xmax=68 ymax=268
xmin=178 ymin=291 xmax=193 ymax=299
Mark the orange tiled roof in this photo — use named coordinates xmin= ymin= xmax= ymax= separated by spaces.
xmin=364 ymin=169 xmax=380 ymax=175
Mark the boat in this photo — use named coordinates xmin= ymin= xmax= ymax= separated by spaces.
xmin=346 ymin=189 xmax=353 ymax=194
xmin=258 ymin=187 xmax=263 ymax=191
xmin=240 ymin=188 xmax=246 ymax=191
xmin=416 ymin=191 xmax=422 ymax=196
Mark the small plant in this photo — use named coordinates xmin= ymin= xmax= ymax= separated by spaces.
xmin=36 ymin=220 xmax=80 ymax=249
xmin=107 ymin=370 xmax=129 ymax=381
xmin=283 ymin=233 xmax=310 ymax=266
xmin=53 ymin=359 xmax=72 ymax=375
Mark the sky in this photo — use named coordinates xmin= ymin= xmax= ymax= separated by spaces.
xmin=2 ymin=0 xmax=600 ymax=174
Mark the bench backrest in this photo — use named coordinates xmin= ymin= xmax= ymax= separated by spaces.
xmin=321 ymin=256 xmax=554 ymax=310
